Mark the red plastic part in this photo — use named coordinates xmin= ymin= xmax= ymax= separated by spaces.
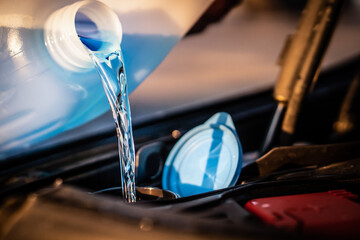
xmin=245 ymin=190 xmax=360 ymax=236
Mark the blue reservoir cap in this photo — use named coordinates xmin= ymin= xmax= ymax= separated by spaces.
xmin=162 ymin=112 xmax=243 ymax=197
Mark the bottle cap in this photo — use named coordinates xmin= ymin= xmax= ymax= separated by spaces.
xmin=162 ymin=112 xmax=243 ymax=197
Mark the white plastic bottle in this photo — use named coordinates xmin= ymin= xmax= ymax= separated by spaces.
xmin=0 ymin=0 xmax=212 ymax=159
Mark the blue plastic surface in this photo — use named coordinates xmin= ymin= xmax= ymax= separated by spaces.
xmin=162 ymin=112 xmax=243 ymax=197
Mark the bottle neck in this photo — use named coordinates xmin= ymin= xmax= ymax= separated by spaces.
xmin=44 ymin=0 xmax=122 ymax=72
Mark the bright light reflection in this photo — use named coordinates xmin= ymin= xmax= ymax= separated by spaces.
xmin=7 ymin=28 xmax=23 ymax=55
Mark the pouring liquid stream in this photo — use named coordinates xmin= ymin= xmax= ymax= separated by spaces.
xmin=79 ymin=35 xmax=136 ymax=203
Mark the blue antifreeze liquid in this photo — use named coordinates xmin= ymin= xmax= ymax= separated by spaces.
xmin=78 ymin=35 xmax=102 ymax=51
xmin=79 ymin=35 xmax=136 ymax=203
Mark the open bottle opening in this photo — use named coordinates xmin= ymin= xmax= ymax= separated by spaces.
xmin=44 ymin=0 xmax=122 ymax=71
